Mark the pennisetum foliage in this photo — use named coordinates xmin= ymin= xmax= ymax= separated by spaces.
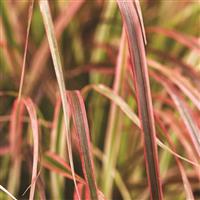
xmin=117 ymin=1 xmax=163 ymax=199
xmin=0 ymin=0 xmax=199 ymax=199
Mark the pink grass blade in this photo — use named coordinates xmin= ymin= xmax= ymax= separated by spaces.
xmin=147 ymin=27 xmax=200 ymax=54
xmin=39 ymin=0 xmax=79 ymax=198
xmin=8 ymin=0 xmax=33 ymax=191
xmin=148 ymin=59 xmax=200 ymax=110
xmin=18 ymin=0 xmax=34 ymax=100
xmin=84 ymin=86 xmax=198 ymax=198
xmin=7 ymin=100 xmax=24 ymax=195
xmin=73 ymin=184 xmax=105 ymax=200
xmin=117 ymin=1 xmax=163 ymax=199
xmin=133 ymin=0 xmax=147 ymax=45
xmin=67 ymin=91 xmax=98 ymax=200
xmin=22 ymin=98 xmax=39 ymax=200
xmin=9 ymin=100 xmax=24 ymax=159
xmin=151 ymin=72 xmax=200 ymax=157
xmin=170 ymin=93 xmax=200 ymax=157
xmin=42 ymin=151 xmax=85 ymax=184
xmin=0 ymin=146 xmax=10 ymax=155
xmin=155 ymin=116 xmax=195 ymax=200
xmin=73 ymin=184 xmax=90 ymax=200
xmin=149 ymin=48 xmax=200 ymax=89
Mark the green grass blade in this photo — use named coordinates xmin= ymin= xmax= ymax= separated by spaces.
xmin=25 ymin=0 xmax=84 ymax=95
xmin=39 ymin=0 xmax=79 ymax=198
xmin=82 ymin=84 xmax=198 ymax=167
xmin=101 ymin=30 xmax=127 ymax=197
xmin=82 ymin=84 xmax=140 ymax=127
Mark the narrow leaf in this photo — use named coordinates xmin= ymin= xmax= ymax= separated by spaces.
xmin=42 ymin=151 xmax=85 ymax=184
xmin=82 ymin=84 xmax=140 ymax=127
xmin=25 ymin=0 xmax=84 ymax=95
xmin=148 ymin=59 xmax=200 ymax=110
xmin=22 ymin=98 xmax=39 ymax=200
xmin=82 ymin=84 xmax=198 ymax=167
xmin=171 ymin=94 xmax=200 ymax=157
xmin=117 ymin=1 xmax=163 ymax=199
xmin=39 ymin=0 xmax=79 ymax=198
xmin=67 ymin=91 xmax=98 ymax=200
xmin=155 ymin=116 xmax=195 ymax=200
xmin=7 ymin=100 xmax=24 ymax=195
xmin=151 ymin=72 xmax=200 ymax=157
xmin=147 ymin=27 xmax=200 ymax=54
xmin=18 ymin=0 xmax=34 ymax=100
xmin=73 ymin=184 xmax=90 ymax=200
xmin=0 ymin=185 xmax=17 ymax=200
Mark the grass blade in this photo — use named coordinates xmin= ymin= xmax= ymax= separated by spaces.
xmin=117 ymin=1 xmax=163 ymax=199
xmin=151 ymin=72 xmax=200 ymax=157
xmin=18 ymin=0 xmax=34 ymax=100
xmin=49 ymin=97 xmax=63 ymax=199
xmin=7 ymin=100 xmax=24 ymax=195
xmin=67 ymin=91 xmax=98 ymax=200
xmin=25 ymin=0 xmax=84 ymax=95
xmin=42 ymin=151 xmax=85 ymax=184
xmin=101 ymin=30 xmax=127 ymax=197
xmin=170 ymin=93 xmax=200 ymax=157
xmin=147 ymin=27 xmax=200 ymax=54
xmin=73 ymin=184 xmax=90 ymax=200
xmin=82 ymin=84 xmax=198 ymax=167
xmin=148 ymin=59 xmax=200 ymax=110
xmin=39 ymin=0 xmax=79 ymax=198
xmin=155 ymin=116 xmax=195 ymax=200
xmin=82 ymin=84 xmax=140 ymax=127
xmin=22 ymin=98 xmax=39 ymax=200
xmin=8 ymin=0 xmax=34 ymax=189
xmin=0 ymin=185 xmax=17 ymax=200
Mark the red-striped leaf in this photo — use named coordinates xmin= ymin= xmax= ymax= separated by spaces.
xmin=151 ymin=72 xmax=200 ymax=157
xmin=73 ymin=183 xmax=105 ymax=200
xmin=73 ymin=184 xmax=90 ymax=200
xmin=22 ymin=98 xmax=39 ymax=200
xmin=155 ymin=115 xmax=195 ymax=200
xmin=7 ymin=100 xmax=24 ymax=195
xmin=9 ymin=100 xmax=24 ymax=159
xmin=117 ymin=1 xmax=163 ymax=199
xmin=147 ymin=27 xmax=200 ymax=54
xmin=148 ymin=59 xmax=200 ymax=110
xmin=67 ymin=91 xmax=99 ymax=200
xmin=42 ymin=151 xmax=85 ymax=184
